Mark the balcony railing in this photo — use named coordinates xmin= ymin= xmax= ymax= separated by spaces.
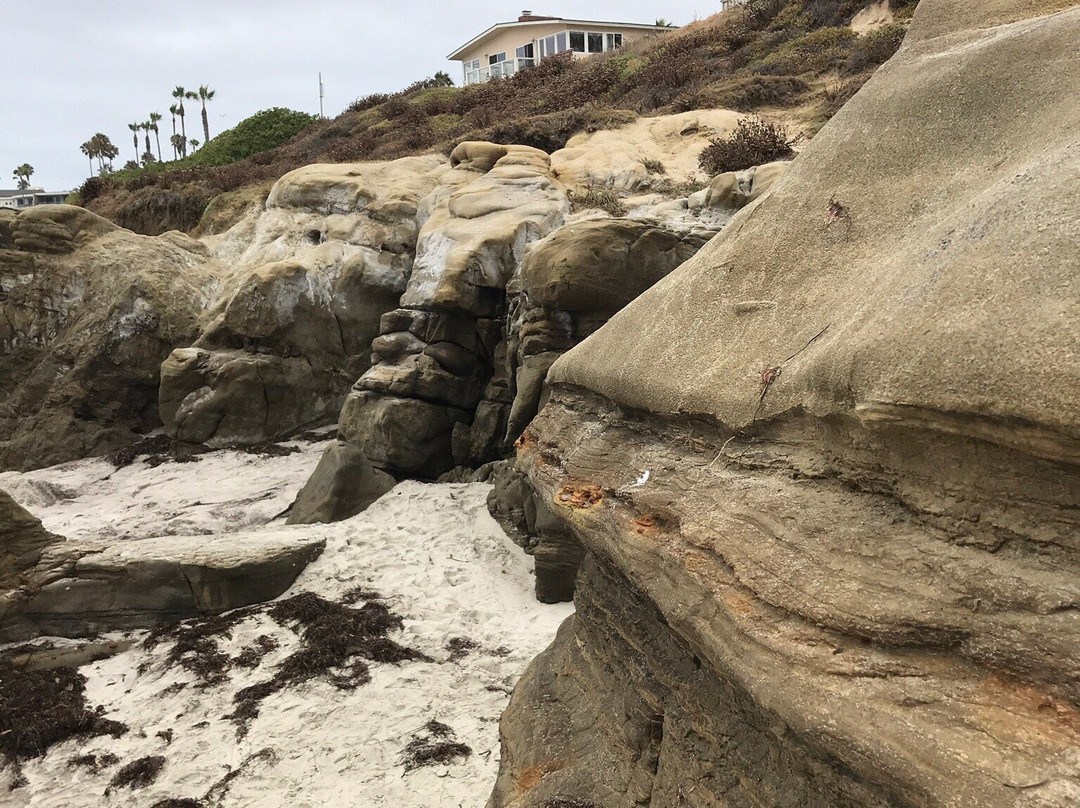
xmin=464 ymin=57 xmax=536 ymax=85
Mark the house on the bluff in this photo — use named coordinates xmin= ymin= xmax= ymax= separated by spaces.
xmin=448 ymin=10 xmax=675 ymax=85
xmin=0 ymin=187 xmax=69 ymax=209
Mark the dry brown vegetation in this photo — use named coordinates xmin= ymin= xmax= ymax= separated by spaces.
xmin=82 ymin=0 xmax=917 ymax=234
xmin=0 ymin=658 xmax=128 ymax=762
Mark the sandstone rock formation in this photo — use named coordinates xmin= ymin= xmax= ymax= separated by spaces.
xmin=0 ymin=488 xmax=324 ymax=640
xmin=0 ymin=488 xmax=60 ymax=593
xmin=490 ymin=219 xmax=711 ymax=599
xmin=161 ymin=157 xmax=446 ymax=447
xmin=490 ymin=2 xmax=1080 ymax=806
xmin=550 ymin=110 xmax=744 ymax=193
xmin=286 ymin=440 xmax=395 ymax=524
xmin=338 ymin=143 xmax=569 ymax=478
xmin=0 ymin=205 xmax=226 ymax=471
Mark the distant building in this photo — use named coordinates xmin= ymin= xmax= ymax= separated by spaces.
xmin=721 ymin=0 xmax=748 ymax=10
xmin=0 ymin=187 xmax=69 ymax=210
xmin=448 ymin=11 xmax=675 ymax=85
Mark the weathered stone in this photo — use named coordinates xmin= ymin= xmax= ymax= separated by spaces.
xmin=338 ymin=391 xmax=471 ymax=479
xmin=0 ymin=205 xmax=224 ymax=471
xmin=491 ymin=3 xmax=1080 ymax=806
xmin=159 ymin=156 xmax=446 ymax=448
xmin=0 ymin=488 xmax=60 ymax=592
xmin=3 ymin=530 xmax=325 ymax=640
xmin=286 ymin=440 xmax=395 ymax=524
xmin=335 ymin=143 xmax=569 ymax=478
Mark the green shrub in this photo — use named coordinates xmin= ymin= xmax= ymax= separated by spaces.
xmin=188 ymin=107 xmax=318 ymax=166
xmin=698 ymin=116 xmax=795 ymax=175
xmin=754 ymin=26 xmax=856 ymax=74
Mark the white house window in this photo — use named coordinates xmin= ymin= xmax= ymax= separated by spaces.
xmin=489 ymin=52 xmax=506 ymax=65
xmin=556 ymin=32 xmax=567 ymax=52
xmin=587 ymin=32 xmax=604 ymax=53
xmin=516 ymin=43 xmax=534 ymax=59
xmin=569 ymin=31 xmax=585 ymax=52
xmin=606 ymin=33 xmax=623 ymax=50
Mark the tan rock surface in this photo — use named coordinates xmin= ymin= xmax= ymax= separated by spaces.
xmin=161 ymin=156 xmax=446 ymax=447
xmin=492 ymin=2 xmax=1080 ymax=807
xmin=549 ymin=110 xmax=745 ymax=193
xmin=340 ymin=143 xmax=569 ymax=477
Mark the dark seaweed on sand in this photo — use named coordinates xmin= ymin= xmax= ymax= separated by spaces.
xmin=226 ymin=592 xmax=430 ymax=736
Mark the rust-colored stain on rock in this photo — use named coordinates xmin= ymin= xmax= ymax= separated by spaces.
xmin=515 ymin=759 xmax=564 ymax=791
xmin=556 ymin=483 xmax=604 ymax=509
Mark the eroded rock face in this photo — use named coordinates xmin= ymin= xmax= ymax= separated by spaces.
xmin=0 ymin=488 xmax=60 ymax=593
xmin=492 ymin=2 xmax=1080 ymax=806
xmin=2 ymin=482 xmax=324 ymax=640
xmin=339 ymin=142 xmax=569 ymax=478
xmin=489 ymin=219 xmax=710 ymax=599
xmin=160 ymin=156 xmax=446 ymax=447
xmin=550 ymin=110 xmax=744 ymax=193
xmin=2 ymin=529 xmax=325 ymax=641
xmin=0 ymin=205 xmax=225 ymax=471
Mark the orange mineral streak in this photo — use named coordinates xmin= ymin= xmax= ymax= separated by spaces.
xmin=555 ymin=483 xmax=604 ymax=509
xmin=632 ymin=514 xmax=657 ymax=533
xmin=515 ymin=759 xmax=564 ymax=792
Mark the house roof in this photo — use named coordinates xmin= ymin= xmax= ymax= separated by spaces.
xmin=447 ymin=17 xmax=674 ymax=60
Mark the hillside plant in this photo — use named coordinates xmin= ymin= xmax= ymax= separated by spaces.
xmin=81 ymin=1 xmax=921 ymax=235
xmin=698 ymin=116 xmax=796 ymax=175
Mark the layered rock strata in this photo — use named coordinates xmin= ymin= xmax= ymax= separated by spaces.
xmin=0 ymin=205 xmax=225 ymax=471
xmin=339 ymin=142 xmax=569 ymax=478
xmin=0 ymin=487 xmax=323 ymax=640
xmin=491 ymin=2 xmax=1080 ymax=806
xmin=491 ymin=219 xmax=710 ymax=600
xmin=160 ymin=157 xmax=446 ymax=447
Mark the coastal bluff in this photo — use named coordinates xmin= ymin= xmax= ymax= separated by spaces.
xmin=489 ymin=1 xmax=1080 ymax=807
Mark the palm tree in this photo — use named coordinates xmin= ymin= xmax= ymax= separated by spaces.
xmin=188 ymin=138 xmax=200 ymax=152
xmin=12 ymin=164 xmax=34 ymax=190
xmin=172 ymin=86 xmax=189 ymax=157
xmin=170 ymin=133 xmax=185 ymax=159
xmin=80 ymin=139 xmax=96 ymax=176
xmin=141 ymin=121 xmax=153 ymax=159
xmin=149 ymin=112 xmax=163 ymax=161
xmin=141 ymin=150 xmax=156 ymax=166
xmin=194 ymin=85 xmax=216 ymax=143
xmin=168 ymin=104 xmax=180 ymax=158
xmin=128 ymin=122 xmax=141 ymax=162
xmin=94 ymin=134 xmax=119 ymax=172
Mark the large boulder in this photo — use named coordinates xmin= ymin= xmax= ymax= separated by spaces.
xmin=160 ymin=156 xmax=446 ymax=447
xmin=491 ymin=3 xmax=1080 ymax=808
xmin=3 ymin=530 xmax=324 ymax=640
xmin=1 ymin=490 xmax=323 ymax=640
xmin=0 ymin=205 xmax=227 ymax=471
xmin=0 ymin=488 xmax=60 ymax=593
xmin=285 ymin=440 xmax=395 ymax=525
xmin=338 ymin=143 xmax=569 ymax=478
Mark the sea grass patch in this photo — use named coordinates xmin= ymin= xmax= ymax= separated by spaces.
xmin=0 ymin=658 xmax=128 ymax=761
xmin=226 ymin=592 xmax=431 ymax=736
xmin=107 ymin=755 xmax=165 ymax=791
xmin=400 ymin=720 xmax=472 ymax=772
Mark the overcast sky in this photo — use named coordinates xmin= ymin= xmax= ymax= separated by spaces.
xmin=2 ymin=1 xmax=721 ymax=191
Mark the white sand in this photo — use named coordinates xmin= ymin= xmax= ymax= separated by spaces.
xmin=0 ymin=440 xmax=573 ymax=807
